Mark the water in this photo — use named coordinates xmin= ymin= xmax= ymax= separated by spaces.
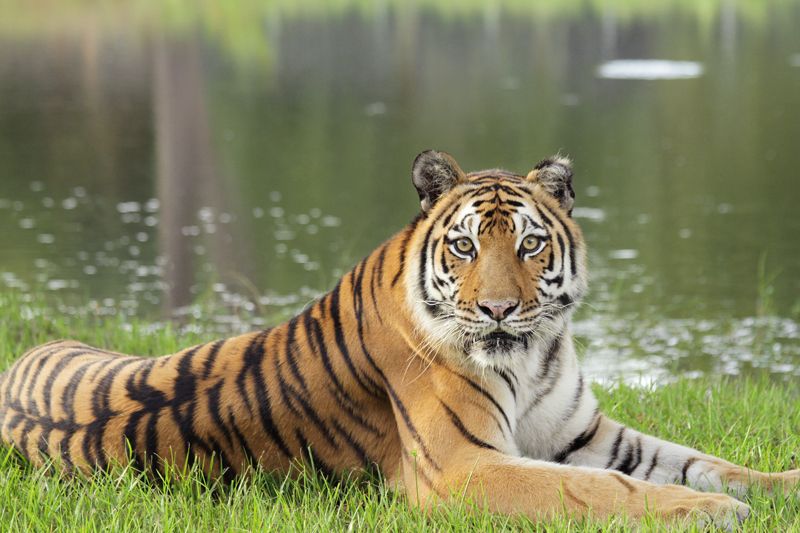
xmin=1 ymin=1 xmax=799 ymax=383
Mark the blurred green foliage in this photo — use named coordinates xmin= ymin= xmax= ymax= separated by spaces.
xmin=0 ymin=0 xmax=795 ymax=65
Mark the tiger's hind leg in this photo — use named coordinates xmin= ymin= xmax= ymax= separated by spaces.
xmin=554 ymin=413 xmax=800 ymax=497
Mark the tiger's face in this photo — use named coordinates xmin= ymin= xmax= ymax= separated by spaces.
xmin=407 ymin=151 xmax=587 ymax=370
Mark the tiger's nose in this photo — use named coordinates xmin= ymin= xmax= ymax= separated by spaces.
xmin=477 ymin=299 xmax=519 ymax=321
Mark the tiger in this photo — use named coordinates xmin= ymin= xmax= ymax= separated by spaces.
xmin=0 ymin=150 xmax=797 ymax=528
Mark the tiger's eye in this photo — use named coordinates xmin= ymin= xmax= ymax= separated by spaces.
xmin=521 ymin=236 xmax=540 ymax=253
xmin=455 ymin=238 xmax=474 ymax=254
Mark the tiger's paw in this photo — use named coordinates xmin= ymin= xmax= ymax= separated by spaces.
xmin=652 ymin=486 xmax=750 ymax=531
xmin=688 ymin=499 xmax=750 ymax=532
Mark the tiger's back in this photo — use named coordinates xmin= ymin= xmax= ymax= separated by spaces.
xmin=0 ymin=322 xmax=402 ymax=479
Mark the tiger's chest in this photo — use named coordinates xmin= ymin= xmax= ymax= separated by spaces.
xmin=505 ymin=348 xmax=598 ymax=461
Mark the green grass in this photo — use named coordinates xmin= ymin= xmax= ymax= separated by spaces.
xmin=0 ymin=292 xmax=798 ymax=531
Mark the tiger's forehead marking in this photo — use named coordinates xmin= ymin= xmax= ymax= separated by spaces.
xmin=440 ymin=174 xmax=543 ymax=236
xmin=465 ymin=169 xmax=524 ymax=182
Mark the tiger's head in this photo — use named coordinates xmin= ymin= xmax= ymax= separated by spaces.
xmin=405 ymin=150 xmax=587 ymax=370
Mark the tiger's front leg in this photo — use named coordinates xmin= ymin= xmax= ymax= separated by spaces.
xmin=388 ymin=366 xmax=750 ymax=529
xmin=555 ymin=411 xmax=800 ymax=497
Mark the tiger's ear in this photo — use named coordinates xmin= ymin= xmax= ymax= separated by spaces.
xmin=526 ymin=156 xmax=575 ymax=215
xmin=411 ymin=150 xmax=466 ymax=212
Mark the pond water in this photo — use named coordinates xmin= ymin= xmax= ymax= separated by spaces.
xmin=1 ymin=1 xmax=799 ymax=383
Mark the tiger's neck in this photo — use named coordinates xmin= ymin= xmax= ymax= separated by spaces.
xmin=267 ymin=223 xmax=424 ymax=404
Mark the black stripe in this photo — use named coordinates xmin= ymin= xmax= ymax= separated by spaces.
xmin=519 ymin=338 xmax=565 ymax=418
xmin=227 ymin=408 xmax=259 ymax=467
xmin=351 ymin=258 xmax=386 ymax=399
xmin=59 ymin=359 xmax=105 ymax=466
xmin=59 ymin=359 xmax=99 ymax=421
xmin=206 ymin=380 xmax=234 ymax=450
xmin=304 ymin=313 xmax=358 ymax=408
xmin=538 ymin=203 xmax=577 ymax=277
xmin=21 ymin=349 xmax=66 ymax=415
xmin=122 ymin=410 xmax=147 ymax=473
xmin=202 ymin=339 xmax=226 ymax=379
xmin=13 ymin=342 xmax=67 ymax=405
xmin=615 ymin=442 xmax=635 ymax=474
xmin=680 ymin=457 xmax=698 ymax=485
xmin=275 ymin=358 xmax=303 ymax=418
xmin=329 ymin=282 xmax=380 ymax=395
xmin=621 ymin=437 xmax=643 ymax=475
xmin=369 ymin=247 xmax=385 ymax=324
xmin=386 ymin=388 xmax=441 ymax=471
xmin=122 ymin=360 xmax=169 ymax=473
xmin=559 ymin=374 xmax=585 ymax=423
xmin=331 ymin=419 xmax=372 ymax=467
xmin=172 ymin=346 xmax=213 ymax=459
xmin=283 ymin=376 xmax=338 ymax=450
xmin=125 ymin=359 xmax=167 ymax=407
xmin=295 ymin=429 xmax=335 ymax=479
xmin=644 ymin=449 xmax=660 ymax=480
xmin=283 ymin=316 xmax=308 ymax=392
xmin=4 ymin=412 xmax=24 ymax=433
xmin=417 ymin=222 xmax=437 ymax=316
xmin=90 ymin=357 xmax=137 ymax=470
xmin=18 ymin=419 xmax=36 ymax=464
xmin=553 ymin=410 xmax=601 ymax=463
xmin=539 ymin=334 xmax=563 ymax=379
xmin=439 ymin=399 xmax=498 ymax=451
xmin=327 ymin=384 xmax=384 ymax=436
xmin=13 ymin=353 xmax=43 ymax=409
xmin=375 ymin=242 xmax=388 ymax=288
xmin=239 ymin=330 xmax=292 ymax=458
xmin=39 ymin=349 xmax=92 ymax=415
xmin=318 ymin=293 xmax=329 ymax=320
xmin=495 ymin=369 xmax=517 ymax=400
xmin=91 ymin=358 xmax=133 ymax=418
xmin=391 ymin=217 xmax=421 ymax=287
xmin=605 ymin=427 xmax=626 ymax=468
xmin=439 ymin=194 xmax=466 ymax=228
xmin=144 ymin=410 xmax=161 ymax=473
xmin=207 ymin=436 xmax=238 ymax=484
xmin=452 ymin=372 xmax=511 ymax=433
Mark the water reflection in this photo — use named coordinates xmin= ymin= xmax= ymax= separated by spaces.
xmin=154 ymin=35 xmax=229 ymax=311
xmin=0 ymin=1 xmax=799 ymax=381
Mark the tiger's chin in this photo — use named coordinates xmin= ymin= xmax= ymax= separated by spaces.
xmin=463 ymin=330 xmax=531 ymax=371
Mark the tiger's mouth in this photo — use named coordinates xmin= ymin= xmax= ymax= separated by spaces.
xmin=475 ymin=329 xmax=526 ymax=353
xmin=481 ymin=330 xmax=521 ymax=343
